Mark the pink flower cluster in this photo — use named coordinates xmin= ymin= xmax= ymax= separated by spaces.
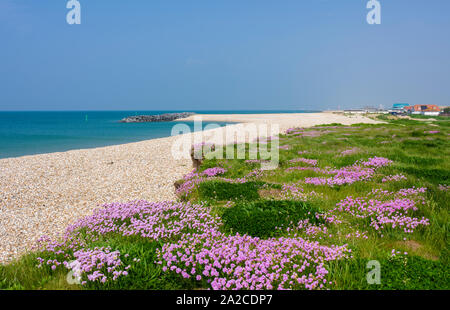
xmin=286 ymin=128 xmax=304 ymax=135
xmin=35 ymin=201 xmax=221 ymax=284
xmin=176 ymin=167 xmax=268 ymax=197
xmin=302 ymin=157 xmax=392 ymax=187
xmin=281 ymin=183 xmax=321 ymax=201
xmin=244 ymin=168 xmax=265 ymax=178
xmin=296 ymin=219 xmax=331 ymax=240
xmin=299 ymin=131 xmax=323 ymax=137
xmin=344 ymin=230 xmax=369 ymax=240
xmin=359 ymin=156 xmax=393 ymax=168
xmin=176 ymin=168 xmax=225 ymax=197
xmin=176 ymin=174 xmax=205 ymax=197
xmin=70 ymin=247 xmax=129 ymax=283
xmin=340 ymin=148 xmax=359 ymax=156
xmin=438 ymin=184 xmax=449 ymax=191
xmin=202 ymin=167 xmax=227 ymax=177
xmin=367 ymin=187 xmax=426 ymax=200
xmin=285 ymin=127 xmax=349 ymax=138
xmin=37 ymin=197 xmax=352 ymax=290
xmin=157 ymin=230 xmax=350 ymax=290
xmin=36 ymin=242 xmax=131 ymax=285
xmin=285 ymin=166 xmax=332 ymax=174
xmin=382 ymin=174 xmax=407 ymax=183
xmin=329 ymin=188 xmax=429 ymax=234
xmin=288 ymin=157 xmax=318 ymax=166
xmin=304 ymin=165 xmax=375 ymax=186
xmin=66 ymin=201 xmax=220 ymax=241
xmin=395 ymin=187 xmax=427 ymax=197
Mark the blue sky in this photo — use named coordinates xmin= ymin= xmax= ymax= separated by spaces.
xmin=1 ymin=0 xmax=449 ymax=111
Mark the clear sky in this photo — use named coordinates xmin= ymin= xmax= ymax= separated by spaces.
xmin=1 ymin=0 xmax=449 ymax=111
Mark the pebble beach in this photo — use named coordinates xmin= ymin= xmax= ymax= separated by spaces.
xmin=0 ymin=112 xmax=381 ymax=264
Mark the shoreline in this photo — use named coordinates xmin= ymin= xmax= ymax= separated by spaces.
xmin=0 ymin=112 xmax=377 ymax=161
xmin=0 ymin=112 xmax=382 ymax=264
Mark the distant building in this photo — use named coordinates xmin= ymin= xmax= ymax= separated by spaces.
xmin=404 ymin=106 xmax=413 ymax=112
xmin=440 ymin=106 xmax=450 ymax=115
xmin=363 ymin=106 xmax=381 ymax=113
xmin=343 ymin=107 xmax=387 ymax=114
xmin=388 ymin=103 xmax=409 ymax=115
xmin=343 ymin=109 xmax=365 ymax=114
xmin=392 ymin=103 xmax=410 ymax=110
xmin=411 ymin=104 xmax=441 ymax=116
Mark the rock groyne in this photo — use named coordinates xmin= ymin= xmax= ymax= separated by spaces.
xmin=120 ymin=112 xmax=195 ymax=123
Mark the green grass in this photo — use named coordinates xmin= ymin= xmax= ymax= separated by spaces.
xmin=222 ymin=200 xmax=323 ymax=238
xmin=0 ymin=252 xmax=80 ymax=290
xmin=327 ymin=255 xmax=450 ymax=290
xmin=197 ymin=180 xmax=262 ymax=201
xmin=409 ymin=114 xmax=450 ymax=121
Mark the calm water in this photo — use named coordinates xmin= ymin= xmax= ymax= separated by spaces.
xmin=0 ymin=110 xmax=318 ymax=159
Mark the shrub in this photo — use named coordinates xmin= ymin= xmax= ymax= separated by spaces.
xmin=197 ymin=180 xmax=261 ymax=201
xmin=222 ymin=200 xmax=323 ymax=238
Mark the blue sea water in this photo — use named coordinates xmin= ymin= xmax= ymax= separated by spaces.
xmin=0 ymin=110 xmax=318 ymax=159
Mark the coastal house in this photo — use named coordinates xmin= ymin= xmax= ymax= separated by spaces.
xmin=411 ymin=104 xmax=441 ymax=116
xmin=404 ymin=106 xmax=413 ymax=112
xmin=389 ymin=103 xmax=410 ymax=115
xmin=392 ymin=103 xmax=410 ymax=110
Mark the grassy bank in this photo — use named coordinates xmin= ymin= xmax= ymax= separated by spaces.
xmin=1 ymin=117 xmax=449 ymax=290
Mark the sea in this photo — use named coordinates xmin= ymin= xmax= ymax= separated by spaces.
xmin=0 ymin=110 xmax=318 ymax=159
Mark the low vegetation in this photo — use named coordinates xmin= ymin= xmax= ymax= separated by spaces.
xmin=1 ymin=116 xmax=449 ymax=290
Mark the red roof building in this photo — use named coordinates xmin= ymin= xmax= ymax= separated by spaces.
xmin=412 ymin=104 xmax=441 ymax=112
